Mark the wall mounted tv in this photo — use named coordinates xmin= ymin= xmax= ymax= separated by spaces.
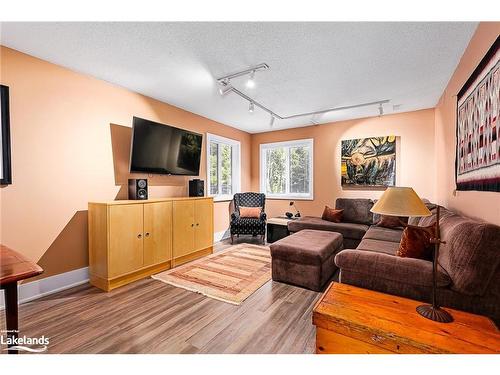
xmin=129 ymin=117 xmax=203 ymax=176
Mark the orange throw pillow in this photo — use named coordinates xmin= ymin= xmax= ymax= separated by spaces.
xmin=376 ymin=215 xmax=407 ymax=228
xmin=322 ymin=206 xmax=343 ymax=223
xmin=397 ymin=225 xmax=435 ymax=261
xmin=239 ymin=206 xmax=262 ymax=218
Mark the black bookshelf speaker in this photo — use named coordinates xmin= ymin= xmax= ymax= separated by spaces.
xmin=189 ymin=179 xmax=204 ymax=197
xmin=128 ymin=178 xmax=148 ymax=200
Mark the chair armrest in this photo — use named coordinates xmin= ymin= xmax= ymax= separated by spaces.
xmin=231 ymin=211 xmax=240 ymax=222
xmin=260 ymin=212 xmax=267 ymax=221
xmin=334 ymin=249 xmax=450 ymax=288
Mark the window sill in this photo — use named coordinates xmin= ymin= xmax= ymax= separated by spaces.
xmin=265 ymin=195 xmax=314 ymax=201
xmin=211 ymin=195 xmax=234 ymax=203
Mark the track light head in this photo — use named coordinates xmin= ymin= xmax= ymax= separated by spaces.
xmin=249 ymin=102 xmax=254 ymax=113
xmin=246 ymin=71 xmax=256 ymax=89
xmin=218 ymin=83 xmax=234 ymax=96
xmin=378 ymin=103 xmax=384 ymax=116
xmin=270 ymin=116 xmax=275 ymax=127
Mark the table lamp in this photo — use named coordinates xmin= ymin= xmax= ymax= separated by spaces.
xmin=371 ymin=187 xmax=453 ymax=323
xmin=289 ymin=201 xmax=301 ymax=217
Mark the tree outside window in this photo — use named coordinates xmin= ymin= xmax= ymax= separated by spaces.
xmin=207 ymin=134 xmax=240 ymax=201
xmin=260 ymin=139 xmax=313 ymax=199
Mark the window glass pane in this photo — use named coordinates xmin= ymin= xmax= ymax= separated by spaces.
xmin=209 ymin=142 xmax=219 ymax=195
xmin=290 ymin=146 xmax=310 ymax=194
xmin=220 ymin=144 xmax=232 ymax=195
xmin=266 ymin=147 xmax=286 ymax=194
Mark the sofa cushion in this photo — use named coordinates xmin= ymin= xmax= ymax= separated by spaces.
xmin=231 ymin=217 xmax=266 ymax=230
xmin=372 ymin=202 xmax=408 ymax=228
xmin=406 ymin=199 xmax=437 ymax=226
xmin=407 ymin=216 xmax=421 ymax=226
xmin=335 ymin=249 xmax=451 ymax=294
xmin=335 ymin=249 xmax=452 ymax=288
xmin=376 ymin=215 xmax=408 ymax=228
xmin=239 ymin=206 xmax=262 ymax=218
xmin=422 ymin=198 xmax=437 ymax=210
xmin=396 ymin=225 xmax=434 ymax=261
xmin=322 ymin=206 xmax=343 ymax=223
xmin=335 ymin=198 xmax=374 ymax=225
xmin=417 ymin=206 xmax=454 ymax=227
xmin=356 ymin=238 xmax=400 ymax=255
xmin=364 ymin=226 xmax=403 ymax=243
xmin=437 ymin=213 xmax=500 ymax=297
xmin=288 ymin=216 xmax=368 ymax=240
xmin=270 ymin=229 xmax=343 ymax=266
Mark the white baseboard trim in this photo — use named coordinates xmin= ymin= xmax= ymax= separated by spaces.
xmin=214 ymin=229 xmax=230 ymax=243
xmin=0 ymin=267 xmax=89 ymax=309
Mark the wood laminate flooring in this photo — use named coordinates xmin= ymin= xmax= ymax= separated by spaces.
xmin=0 ymin=238 xmax=330 ymax=354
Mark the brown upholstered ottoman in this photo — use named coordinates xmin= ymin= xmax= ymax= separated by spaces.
xmin=269 ymin=229 xmax=343 ymax=291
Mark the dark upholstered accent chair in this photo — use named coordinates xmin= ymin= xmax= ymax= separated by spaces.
xmin=230 ymin=193 xmax=266 ymax=244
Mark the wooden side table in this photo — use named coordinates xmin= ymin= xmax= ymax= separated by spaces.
xmin=313 ymin=282 xmax=500 ymax=354
xmin=266 ymin=217 xmax=296 ymax=243
xmin=0 ymin=244 xmax=43 ymax=354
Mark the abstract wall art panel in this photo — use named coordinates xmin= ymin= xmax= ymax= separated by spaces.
xmin=456 ymin=36 xmax=499 ymax=192
xmin=341 ymin=136 xmax=396 ymax=187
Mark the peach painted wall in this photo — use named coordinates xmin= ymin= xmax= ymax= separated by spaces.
xmin=435 ymin=22 xmax=500 ymax=225
xmin=0 ymin=46 xmax=251 ymax=279
xmin=3 ymin=22 xmax=499 ymax=282
xmin=250 ymin=109 xmax=436 ymax=219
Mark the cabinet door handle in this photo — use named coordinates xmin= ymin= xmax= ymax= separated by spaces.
xmin=145 ymin=232 xmax=150 ymax=237
xmin=191 ymin=223 xmax=194 ymax=227
xmin=137 ymin=234 xmax=142 ymax=239
xmin=196 ymin=223 xmax=199 ymax=226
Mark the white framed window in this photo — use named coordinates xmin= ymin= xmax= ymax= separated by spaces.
xmin=260 ymin=138 xmax=313 ymax=200
xmin=207 ymin=133 xmax=241 ymax=202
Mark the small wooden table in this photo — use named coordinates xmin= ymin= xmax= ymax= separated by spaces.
xmin=313 ymin=282 xmax=500 ymax=354
xmin=266 ymin=217 xmax=296 ymax=243
xmin=0 ymin=244 xmax=43 ymax=354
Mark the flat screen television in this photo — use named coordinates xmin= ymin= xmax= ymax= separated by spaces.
xmin=129 ymin=117 xmax=203 ymax=176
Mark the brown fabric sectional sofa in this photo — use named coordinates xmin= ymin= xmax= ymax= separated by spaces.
xmin=287 ymin=198 xmax=500 ymax=320
xmin=288 ymin=198 xmax=374 ymax=249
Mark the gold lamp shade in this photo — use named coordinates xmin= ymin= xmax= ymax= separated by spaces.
xmin=371 ymin=187 xmax=431 ymax=217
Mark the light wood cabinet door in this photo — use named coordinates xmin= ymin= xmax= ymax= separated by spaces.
xmin=172 ymin=200 xmax=195 ymax=258
xmin=108 ymin=204 xmax=144 ymax=277
xmin=194 ymin=199 xmax=213 ymax=251
xmin=143 ymin=201 xmax=172 ymax=266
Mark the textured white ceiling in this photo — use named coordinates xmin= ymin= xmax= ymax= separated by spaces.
xmin=0 ymin=22 xmax=477 ymax=133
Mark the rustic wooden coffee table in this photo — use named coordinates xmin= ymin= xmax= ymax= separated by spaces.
xmin=313 ymin=282 xmax=500 ymax=354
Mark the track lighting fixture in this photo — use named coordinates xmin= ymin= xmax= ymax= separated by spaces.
xmin=270 ymin=116 xmax=275 ymax=127
xmin=217 ymin=64 xmax=390 ymax=122
xmin=217 ymin=63 xmax=269 ymax=85
xmin=218 ymin=84 xmax=234 ymax=96
xmin=246 ymin=70 xmax=256 ymax=89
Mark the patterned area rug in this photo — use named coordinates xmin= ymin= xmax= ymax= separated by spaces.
xmin=152 ymin=243 xmax=271 ymax=305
